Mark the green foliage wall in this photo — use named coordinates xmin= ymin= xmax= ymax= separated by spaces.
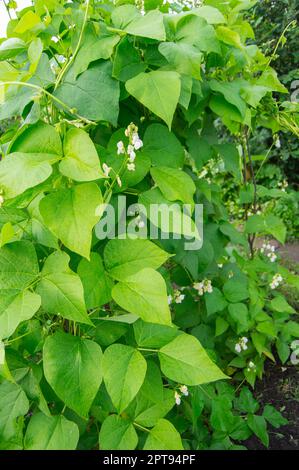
xmin=0 ymin=0 xmax=298 ymax=451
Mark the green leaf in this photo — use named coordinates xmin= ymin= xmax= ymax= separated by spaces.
xmin=247 ymin=414 xmax=269 ymax=447
xmin=159 ymin=333 xmax=227 ymax=385
xmin=270 ymin=296 xmax=295 ymax=314
xmin=0 ymin=240 xmax=39 ymax=291
xmin=112 ymin=268 xmax=172 ymax=326
xmin=133 ymin=319 xmax=179 ymax=348
xmin=139 ymin=188 xmax=201 ymax=241
xmin=0 ymin=222 xmax=14 ymax=248
xmin=14 ymin=10 xmax=41 ymax=33
xmin=174 ymin=15 xmax=220 ymax=54
xmin=112 ymin=37 xmax=146 ymax=82
xmin=99 ymin=415 xmax=138 ymax=450
xmin=126 ymin=71 xmax=181 ymax=129
xmin=59 ymin=128 xmax=104 ymax=181
xmin=0 ymin=152 xmax=59 ymax=199
xmin=143 ymin=419 xmax=183 ymax=450
xmin=235 ymin=387 xmax=259 ymax=414
xmin=263 ymin=405 xmax=288 ymax=428
xmin=54 ymin=62 xmax=120 ymax=125
xmin=43 ymin=331 xmax=103 ymax=417
xmin=0 ymin=381 xmax=29 ymax=442
xmin=24 ymin=413 xmax=79 ymax=450
xmin=39 ymin=183 xmax=103 ymax=259
xmin=193 ymin=5 xmax=225 ymax=24
xmin=205 ymin=287 xmax=227 ymax=315
xmin=245 ymin=214 xmax=286 ymax=244
xmin=216 ymin=25 xmax=243 ymax=48
xmin=104 ymin=238 xmax=170 ymax=280
xmin=73 ymin=32 xmax=120 ymax=78
xmin=159 ymin=42 xmax=202 ymax=79
xmin=0 ymin=38 xmax=26 ymax=60
xmin=134 ymin=389 xmax=175 ymax=428
xmin=28 ymin=194 xmax=59 ymax=249
xmin=36 ymin=251 xmax=92 ymax=326
xmin=223 ymin=279 xmax=249 ymax=303
xmin=256 ymin=67 xmax=288 ymax=93
xmin=141 ymin=123 xmax=184 ymax=168
xmin=228 ymin=303 xmax=249 ymax=334
xmin=78 ymin=252 xmax=113 ymax=309
xmin=103 ymin=344 xmax=147 ymax=413
xmin=150 ymin=166 xmax=196 ymax=207
xmin=210 ymin=79 xmax=246 ymax=118
xmin=0 ymin=290 xmax=41 ymax=340
xmin=215 ymin=317 xmax=229 ymax=336
xmin=9 ymin=121 xmax=62 ymax=156
xmin=112 ymin=6 xmax=166 ymax=41
xmin=214 ymin=143 xmax=241 ymax=179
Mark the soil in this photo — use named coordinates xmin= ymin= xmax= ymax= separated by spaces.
xmin=245 ymin=361 xmax=299 ymax=450
xmin=247 ymin=239 xmax=299 ymax=450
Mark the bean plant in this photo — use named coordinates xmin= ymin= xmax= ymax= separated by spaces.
xmin=0 ymin=0 xmax=298 ymax=451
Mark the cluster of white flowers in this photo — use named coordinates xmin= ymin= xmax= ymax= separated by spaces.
xmin=117 ymin=122 xmax=143 ymax=172
xmin=174 ymin=385 xmax=189 ymax=405
xmin=102 ymin=163 xmax=111 ymax=178
xmin=235 ymin=336 xmax=249 ymax=353
xmin=260 ymin=242 xmax=277 ymax=262
xmin=193 ymin=279 xmax=213 ymax=296
xmin=246 ymin=360 xmax=256 ymax=372
xmin=278 ymin=179 xmax=288 ymax=192
xmin=270 ymin=273 xmax=283 ymax=290
xmin=168 ymin=289 xmax=185 ymax=305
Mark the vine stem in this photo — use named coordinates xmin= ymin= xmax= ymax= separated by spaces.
xmin=0 ymin=81 xmax=95 ymax=125
xmin=2 ymin=0 xmax=12 ymax=20
xmin=138 ymin=347 xmax=158 ymax=353
xmin=54 ymin=0 xmax=90 ymax=90
xmin=133 ymin=422 xmax=150 ymax=433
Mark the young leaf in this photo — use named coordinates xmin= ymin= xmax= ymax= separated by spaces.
xmin=39 ymin=183 xmax=103 ymax=259
xmin=43 ymin=331 xmax=103 ymax=417
xmin=150 ymin=166 xmax=196 ymax=207
xmin=126 ymin=71 xmax=181 ymax=129
xmin=0 ymin=290 xmax=41 ymax=341
xmin=24 ymin=413 xmax=79 ymax=450
xmin=78 ymin=252 xmax=113 ymax=309
xmin=112 ymin=268 xmax=172 ymax=326
xmin=143 ymin=419 xmax=183 ymax=450
xmin=99 ymin=415 xmax=138 ymax=450
xmin=59 ymin=128 xmax=104 ymax=181
xmin=104 ymin=238 xmax=170 ymax=280
xmin=102 ymin=344 xmax=147 ymax=413
xmin=158 ymin=333 xmax=227 ymax=385
xmin=0 ymin=240 xmax=39 ymax=291
xmin=0 ymin=152 xmax=60 ymax=199
xmin=247 ymin=414 xmax=269 ymax=447
xmin=36 ymin=251 xmax=92 ymax=326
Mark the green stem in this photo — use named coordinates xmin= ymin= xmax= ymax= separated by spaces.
xmin=133 ymin=422 xmax=150 ymax=433
xmin=0 ymin=81 xmax=95 ymax=125
xmin=138 ymin=347 xmax=158 ymax=353
xmin=54 ymin=0 xmax=90 ymax=90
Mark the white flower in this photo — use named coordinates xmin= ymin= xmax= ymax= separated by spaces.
xmin=180 ymin=385 xmax=189 ymax=396
xmin=127 ymin=162 xmax=136 ymax=172
xmin=132 ymin=133 xmax=143 ymax=150
xmin=174 ymin=289 xmax=185 ymax=304
xmin=117 ymin=141 xmax=125 ymax=155
xmin=193 ymin=279 xmax=212 ymax=295
xmin=235 ymin=337 xmax=249 ymax=353
xmin=275 ymin=138 xmax=281 ymax=149
xmin=174 ymin=391 xmax=181 ymax=405
xmin=116 ymin=175 xmax=122 ymax=187
xmin=218 ymin=263 xmax=223 ymax=268
xmin=270 ymin=273 xmax=283 ymax=289
xmin=0 ymin=195 xmax=4 ymax=207
xmin=167 ymin=295 xmax=173 ymax=305
xmin=102 ymin=163 xmax=111 ymax=178
xmin=137 ymin=220 xmax=145 ymax=229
